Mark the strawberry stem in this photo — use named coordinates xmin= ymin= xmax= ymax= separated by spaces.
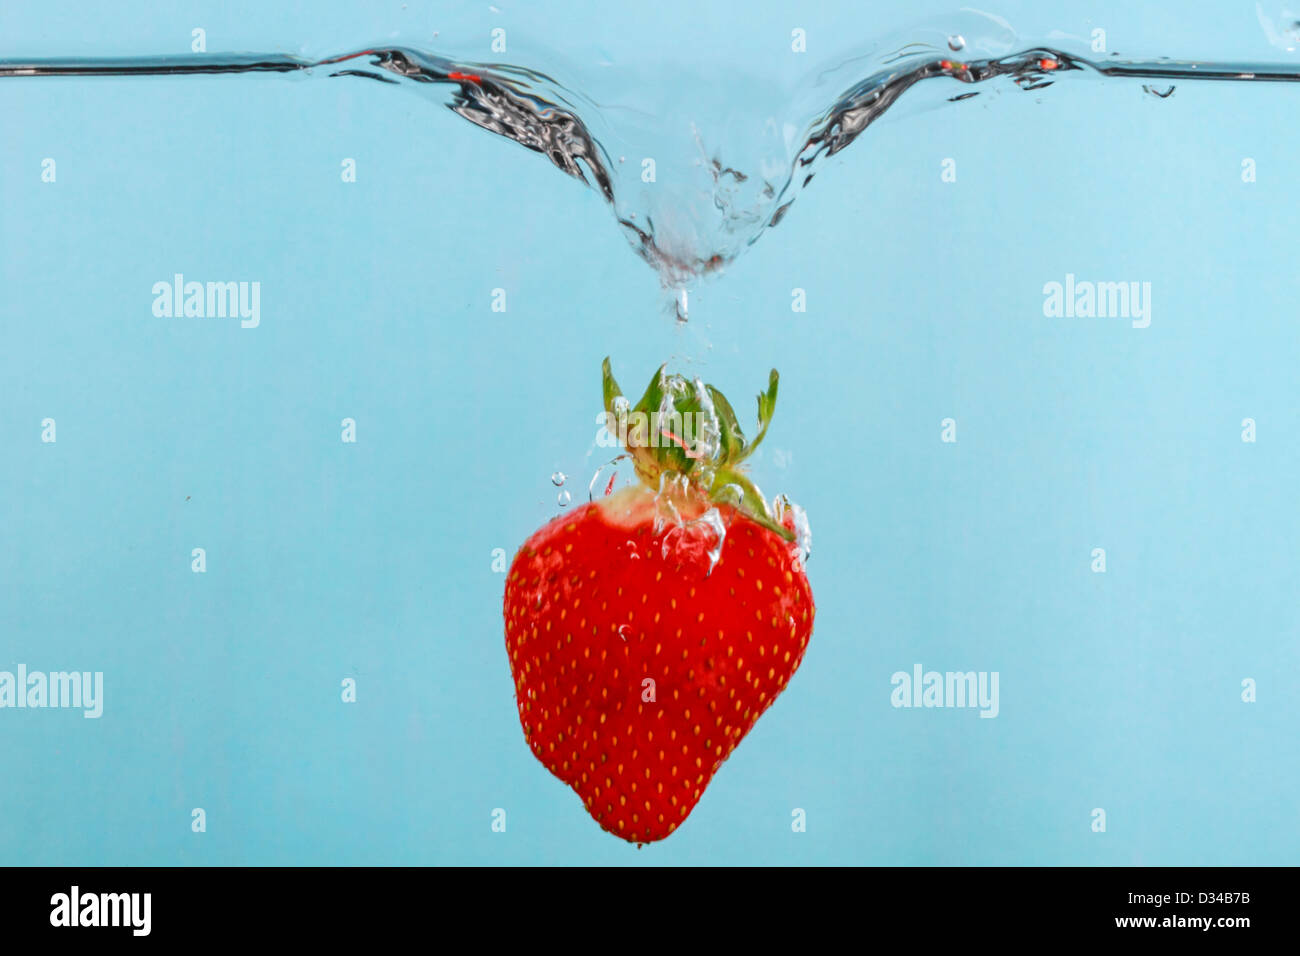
xmin=601 ymin=357 xmax=795 ymax=541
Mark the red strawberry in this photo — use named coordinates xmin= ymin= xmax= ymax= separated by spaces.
xmin=503 ymin=358 xmax=814 ymax=844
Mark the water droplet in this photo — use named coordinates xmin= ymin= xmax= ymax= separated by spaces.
xmin=557 ymin=489 xmax=571 ymax=507
xmin=947 ymin=35 xmax=965 ymax=51
xmin=551 ymin=471 xmax=566 ymax=486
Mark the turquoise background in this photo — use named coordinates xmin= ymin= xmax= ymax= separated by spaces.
xmin=1 ymin=1 xmax=1297 ymax=865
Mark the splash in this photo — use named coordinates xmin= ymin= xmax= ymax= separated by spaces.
xmin=3 ymin=10 xmax=1298 ymax=289
xmin=660 ymin=507 xmax=728 ymax=576
xmin=772 ymin=494 xmax=813 ymax=569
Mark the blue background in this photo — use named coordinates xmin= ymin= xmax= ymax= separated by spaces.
xmin=1 ymin=0 xmax=1297 ymax=865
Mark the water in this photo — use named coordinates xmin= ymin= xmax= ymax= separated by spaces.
xmin=2 ymin=0 xmax=1299 ymax=865
xmin=6 ymin=9 xmax=1300 ymax=293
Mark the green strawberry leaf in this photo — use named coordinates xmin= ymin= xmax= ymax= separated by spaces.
xmin=632 ymin=363 xmax=667 ymax=418
xmin=706 ymin=384 xmax=747 ymax=462
xmin=710 ymin=467 xmax=794 ymax=541
xmin=601 ymin=359 xmax=792 ymax=540
xmin=735 ymin=369 xmax=778 ymax=463
xmin=601 ymin=356 xmax=624 ymax=416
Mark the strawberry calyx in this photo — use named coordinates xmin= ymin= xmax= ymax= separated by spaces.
xmin=601 ymin=357 xmax=794 ymax=542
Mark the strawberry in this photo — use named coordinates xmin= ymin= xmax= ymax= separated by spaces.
xmin=503 ymin=358 xmax=814 ymax=844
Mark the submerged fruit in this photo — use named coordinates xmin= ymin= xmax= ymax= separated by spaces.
xmin=503 ymin=359 xmax=815 ymax=843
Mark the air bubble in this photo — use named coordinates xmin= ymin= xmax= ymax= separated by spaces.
xmin=947 ymin=35 xmax=965 ymax=51
xmin=589 ymin=454 xmax=632 ymax=501
xmin=558 ymin=490 xmax=572 ymax=507
xmin=551 ymin=471 xmax=566 ymax=486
